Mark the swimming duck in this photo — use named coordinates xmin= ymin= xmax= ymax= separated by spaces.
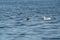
xmin=43 ymin=16 xmax=51 ymax=20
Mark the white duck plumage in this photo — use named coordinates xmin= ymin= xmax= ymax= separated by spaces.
xmin=43 ymin=16 xmax=51 ymax=20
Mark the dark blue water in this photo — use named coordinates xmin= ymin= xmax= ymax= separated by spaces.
xmin=0 ymin=0 xmax=60 ymax=40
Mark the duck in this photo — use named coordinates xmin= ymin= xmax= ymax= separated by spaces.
xmin=26 ymin=17 xmax=30 ymax=21
xmin=43 ymin=16 xmax=51 ymax=20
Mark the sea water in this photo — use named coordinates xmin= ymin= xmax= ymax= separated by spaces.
xmin=0 ymin=0 xmax=60 ymax=40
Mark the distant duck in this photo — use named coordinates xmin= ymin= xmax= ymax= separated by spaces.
xmin=26 ymin=17 xmax=30 ymax=21
xmin=43 ymin=16 xmax=51 ymax=21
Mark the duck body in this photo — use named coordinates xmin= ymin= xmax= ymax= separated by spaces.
xmin=43 ymin=16 xmax=51 ymax=21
